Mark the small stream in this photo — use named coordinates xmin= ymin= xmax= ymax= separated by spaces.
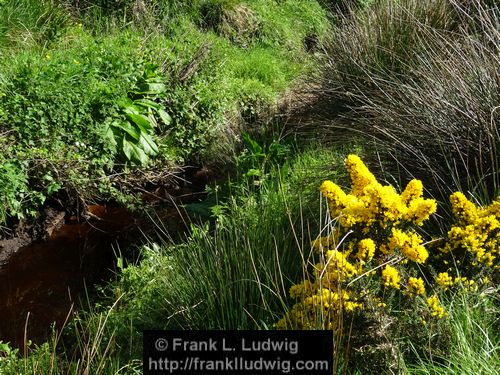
xmin=0 ymin=205 xmax=137 ymax=348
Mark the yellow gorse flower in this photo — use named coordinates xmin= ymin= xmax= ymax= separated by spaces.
xmin=407 ymin=276 xmax=425 ymax=295
xmin=427 ymin=295 xmax=447 ymax=318
xmin=441 ymin=192 xmax=498 ymax=268
xmin=382 ymin=265 xmax=401 ymax=289
xmin=356 ymin=238 xmax=376 ymax=262
xmin=388 ymin=228 xmax=429 ymax=263
xmin=436 ymin=272 xmax=454 ymax=290
xmin=279 ymin=155 xmax=498 ymax=331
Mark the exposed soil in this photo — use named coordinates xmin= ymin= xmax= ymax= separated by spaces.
xmin=0 ymin=167 xmax=213 ymax=349
xmin=0 ymin=204 xmax=137 ymax=347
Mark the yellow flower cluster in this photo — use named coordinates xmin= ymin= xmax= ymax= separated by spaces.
xmin=276 ymin=281 xmax=362 ymax=330
xmin=322 ymin=155 xmax=436 ymax=229
xmin=356 ymin=238 xmax=376 ymax=262
xmin=441 ymin=192 xmax=499 ymax=268
xmin=318 ymin=250 xmax=358 ymax=283
xmin=426 ymin=295 xmax=448 ymax=318
xmin=382 ymin=265 xmax=401 ymax=289
xmin=455 ymin=277 xmax=478 ymax=292
xmin=278 ymin=155 xmax=468 ymax=331
xmin=436 ymin=272 xmax=454 ymax=290
xmin=319 ymin=155 xmax=436 ymax=266
xmin=388 ymin=228 xmax=428 ymax=263
xmin=407 ymin=276 xmax=425 ymax=295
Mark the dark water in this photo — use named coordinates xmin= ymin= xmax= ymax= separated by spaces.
xmin=0 ymin=205 xmax=136 ymax=348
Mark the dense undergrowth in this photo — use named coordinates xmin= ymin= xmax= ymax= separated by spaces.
xmin=0 ymin=0 xmax=329 ymax=227
xmin=0 ymin=0 xmax=498 ymax=374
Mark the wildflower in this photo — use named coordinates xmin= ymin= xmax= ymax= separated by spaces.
xmin=289 ymin=280 xmax=314 ymax=299
xmin=320 ymin=181 xmax=346 ymax=214
xmin=401 ymin=179 xmax=423 ymax=204
xmin=405 ymin=197 xmax=437 ymax=225
xmin=345 ymin=301 xmax=363 ymax=312
xmin=356 ymin=238 xmax=376 ymax=262
xmin=436 ymin=272 xmax=453 ymax=290
xmin=388 ymin=228 xmax=428 ymax=263
xmin=319 ymin=250 xmax=357 ymax=283
xmin=382 ymin=265 xmax=400 ymax=289
xmin=376 ymin=185 xmax=406 ymax=222
xmin=407 ymin=276 xmax=425 ymax=295
xmin=427 ymin=295 xmax=447 ymax=318
xmin=345 ymin=154 xmax=378 ymax=195
xmin=450 ymin=192 xmax=478 ymax=222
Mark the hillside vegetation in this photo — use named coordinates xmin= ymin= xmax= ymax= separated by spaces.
xmin=0 ymin=1 xmax=498 ymax=374
xmin=0 ymin=0 xmax=329 ymax=227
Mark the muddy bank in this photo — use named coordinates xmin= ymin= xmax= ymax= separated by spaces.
xmin=0 ymin=168 xmax=211 ymax=349
xmin=0 ymin=205 xmax=138 ymax=347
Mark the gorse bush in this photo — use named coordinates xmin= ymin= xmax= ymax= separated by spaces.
xmin=318 ymin=0 xmax=500 ymax=204
xmin=278 ymin=155 xmax=498 ymax=370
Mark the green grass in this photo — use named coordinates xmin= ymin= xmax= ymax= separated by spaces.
xmin=408 ymin=289 xmax=499 ymax=375
xmin=2 ymin=144 xmax=497 ymax=374
xmin=1 ymin=1 xmax=498 ymax=374
xmin=0 ymin=0 xmax=330 ymax=226
xmin=0 ymin=145 xmax=350 ymax=373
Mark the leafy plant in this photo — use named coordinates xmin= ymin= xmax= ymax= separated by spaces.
xmin=237 ymin=132 xmax=290 ymax=183
xmin=105 ymin=65 xmax=172 ymax=166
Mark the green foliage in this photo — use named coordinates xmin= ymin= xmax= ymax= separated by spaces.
xmin=0 ymin=160 xmax=46 ymax=223
xmin=408 ymin=291 xmax=499 ymax=375
xmin=49 ymin=147 xmax=348 ymax=365
xmin=0 ymin=0 xmax=328 ymax=225
xmin=236 ymin=132 xmax=290 ymax=183
xmin=105 ymin=65 xmax=172 ymax=166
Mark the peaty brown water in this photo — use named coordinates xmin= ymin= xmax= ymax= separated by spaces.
xmin=0 ymin=205 xmax=136 ymax=348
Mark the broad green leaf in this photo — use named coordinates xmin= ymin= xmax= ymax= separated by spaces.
xmin=242 ymin=132 xmax=263 ymax=155
xmin=126 ymin=113 xmax=155 ymax=132
xmin=148 ymin=114 xmax=158 ymax=128
xmin=134 ymin=81 xmax=166 ymax=95
xmin=158 ymin=109 xmax=172 ymax=126
xmin=122 ymin=106 xmax=140 ymax=115
xmin=122 ymin=135 xmax=149 ymax=165
xmin=134 ymin=98 xmax=162 ymax=110
xmin=111 ymin=121 xmax=141 ymax=141
xmin=103 ymin=122 xmax=118 ymax=148
xmin=245 ymin=168 xmax=262 ymax=177
xmin=47 ymin=182 xmax=62 ymax=195
xmin=138 ymin=132 xmax=159 ymax=156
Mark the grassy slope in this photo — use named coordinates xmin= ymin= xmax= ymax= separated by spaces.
xmin=0 ymin=0 xmax=329 ymax=226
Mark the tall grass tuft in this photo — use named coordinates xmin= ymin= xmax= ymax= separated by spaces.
xmin=318 ymin=0 xmax=499 ymax=205
xmin=408 ymin=288 xmax=499 ymax=374
xmin=0 ymin=0 xmax=70 ymax=48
